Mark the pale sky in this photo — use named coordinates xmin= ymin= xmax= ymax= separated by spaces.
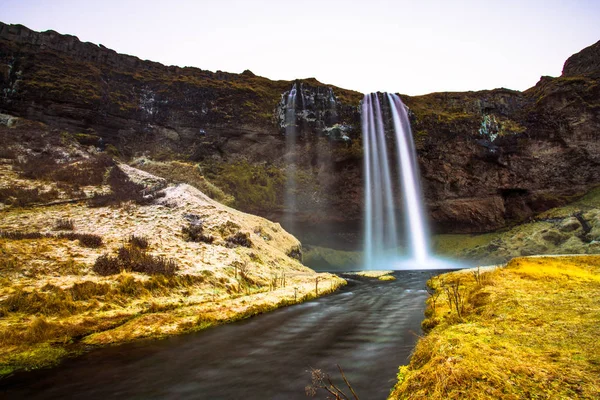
xmin=2 ymin=0 xmax=599 ymax=95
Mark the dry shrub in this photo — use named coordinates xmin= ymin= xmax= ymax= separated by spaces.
xmin=0 ymin=230 xmax=45 ymax=240
xmin=0 ymin=230 xmax=103 ymax=248
xmin=119 ymin=246 xmax=178 ymax=276
xmin=226 ymin=231 xmax=253 ymax=248
xmin=287 ymin=245 xmax=302 ymax=261
xmin=129 ymin=234 xmax=149 ymax=249
xmin=15 ymin=153 xmax=57 ymax=179
xmin=218 ymin=220 xmax=241 ymax=237
xmin=92 ymin=254 xmax=122 ymax=276
xmin=93 ymin=245 xmax=178 ymax=276
xmin=0 ymin=185 xmax=61 ymax=207
xmin=182 ymin=223 xmax=214 ymax=244
xmin=51 ymin=154 xmax=114 ymax=187
xmin=53 ymin=218 xmax=75 ymax=230
xmin=55 ymin=232 xmax=103 ymax=248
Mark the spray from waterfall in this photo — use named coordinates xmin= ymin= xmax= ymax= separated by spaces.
xmin=363 ymin=93 xmax=450 ymax=270
xmin=283 ymin=84 xmax=298 ymax=233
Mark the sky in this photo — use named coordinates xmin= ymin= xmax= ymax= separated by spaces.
xmin=2 ymin=0 xmax=600 ymax=95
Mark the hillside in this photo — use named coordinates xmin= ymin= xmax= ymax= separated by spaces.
xmin=0 ymin=114 xmax=344 ymax=375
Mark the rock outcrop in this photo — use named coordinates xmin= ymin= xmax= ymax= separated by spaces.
xmin=1 ymin=21 xmax=599 ymax=247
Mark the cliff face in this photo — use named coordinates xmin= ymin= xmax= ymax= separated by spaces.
xmin=1 ymin=21 xmax=599 ymax=248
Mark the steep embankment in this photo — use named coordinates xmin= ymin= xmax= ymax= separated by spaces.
xmin=390 ymin=256 xmax=600 ymax=399
xmin=433 ymin=185 xmax=600 ymax=264
xmin=0 ymin=115 xmax=344 ymax=375
xmin=1 ymin=22 xmax=599 ymax=247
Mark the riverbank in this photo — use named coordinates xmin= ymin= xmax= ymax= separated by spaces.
xmin=1 ymin=270 xmax=427 ymax=399
xmin=389 ymin=255 xmax=600 ymax=399
xmin=0 ymin=144 xmax=345 ymax=376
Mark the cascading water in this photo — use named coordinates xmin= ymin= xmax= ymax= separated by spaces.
xmin=283 ymin=84 xmax=298 ymax=233
xmin=363 ymin=93 xmax=440 ymax=269
xmin=388 ymin=93 xmax=430 ymax=263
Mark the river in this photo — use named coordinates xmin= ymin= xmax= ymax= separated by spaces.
xmin=0 ymin=270 xmax=437 ymax=399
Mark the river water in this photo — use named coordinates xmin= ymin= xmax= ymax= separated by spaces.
xmin=1 ymin=271 xmax=436 ymax=399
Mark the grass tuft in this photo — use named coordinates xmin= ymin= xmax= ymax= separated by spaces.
xmin=129 ymin=234 xmax=149 ymax=249
xmin=225 ymin=231 xmax=253 ymax=248
xmin=182 ymin=221 xmax=214 ymax=244
xmin=53 ymin=218 xmax=75 ymax=230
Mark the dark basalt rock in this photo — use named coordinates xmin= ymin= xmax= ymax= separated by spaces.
xmin=562 ymin=40 xmax=600 ymax=79
xmin=1 ymin=21 xmax=599 ymax=247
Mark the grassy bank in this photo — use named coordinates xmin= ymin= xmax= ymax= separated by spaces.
xmin=0 ymin=128 xmax=346 ymax=376
xmin=390 ymin=255 xmax=600 ymax=399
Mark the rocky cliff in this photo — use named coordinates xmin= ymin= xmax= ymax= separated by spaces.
xmin=1 ymin=21 xmax=599 ymax=248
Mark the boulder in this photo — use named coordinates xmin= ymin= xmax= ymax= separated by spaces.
xmin=559 ymin=217 xmax=582 ymax=233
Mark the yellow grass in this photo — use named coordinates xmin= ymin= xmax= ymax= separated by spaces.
xmin=0 ymin=157 xmax=346 ymax=376
xmin=354 ymin=270 xmax=393 ymax=278
xmin=390 ymin=255 xmax=600 ymax=399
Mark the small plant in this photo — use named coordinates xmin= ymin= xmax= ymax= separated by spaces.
xmin=426 ymin=276 xmax=441 ymax=315
xmin=443 ymin=279 xmax=464 ymax=318
xmin=182 ymin=220 xmax=214 ymax=244
xmin=93 ymin=254 xmax=121 ymax=276
xmin=287 ymin=245 xmax=302 ymax=261
xmin=253 ymin=226 xmax=272 ymax=241
xmin=0 ymin=257 xmax=19 ymax=275
xmin=225 ymin=231 xmax=253 ymax=248
xmin=56 ymin=232 xmax=103 ymax=248
xmin=77 ymin=233 xmax=103 ymax=248
xmin=305 ymin=364 xmax=360 ymax=399
xmin=218 ymin=220 xmax=241 ymax=237
xmin=471 ymin=266 xmax=482 ymax=286
xmin=129 ymin=234 xmax=149 ymax=249
xmin=53 ymin=218 xmax=75 ymax=231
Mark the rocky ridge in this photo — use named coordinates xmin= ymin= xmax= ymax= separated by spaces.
xmin=1 ymin=22 xmax=599 ymax=247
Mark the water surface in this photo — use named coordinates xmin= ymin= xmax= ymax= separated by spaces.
xmin=1 ymin=271 xmax=436 ymax=399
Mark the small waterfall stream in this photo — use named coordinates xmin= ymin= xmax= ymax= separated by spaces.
xmin=283 ymin=84 xmax=298 ymax=232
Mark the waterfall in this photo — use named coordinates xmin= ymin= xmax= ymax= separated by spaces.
xmin=283 ymin=84 xmax=298 ymax=233
xmin=362 ymin=93 xmax=432 ymax=269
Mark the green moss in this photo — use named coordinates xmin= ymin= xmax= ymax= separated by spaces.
xmin=303 ymin=246 xmax=363 ymax=271
xmin=134 ymin=159 xmax=234 ymax=205
xmin=2 ymin=343 xmax=69 ymax=375
xmin=206 ymin=160 xmax=286 ymax=213
xmin=538 ymin=185 xmax=600 ymax=219
xmin=432 ymin=233 xmax=500 ymax=257
xmin=73 ymin=133 xmax=101 ymax=146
